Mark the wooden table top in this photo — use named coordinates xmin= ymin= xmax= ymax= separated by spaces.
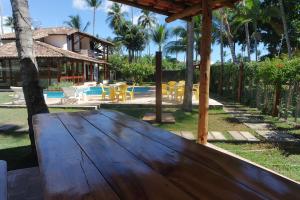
xmin=33 ymin=109 xmax=300 ymax=200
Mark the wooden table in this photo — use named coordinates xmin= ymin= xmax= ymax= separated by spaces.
xmin=33 ymin=110 xmax=300 ymax=200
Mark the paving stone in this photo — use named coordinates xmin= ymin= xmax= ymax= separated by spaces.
xmin=210 ymin=131 xmax=226 ymax=140
xmin=256 ymin=130 xmax=296 ymax=142
xmin=181 ymin=131 xmax=195 ymax=140
xmin=228 ymin=131 xmax=246 ymax=141
xmin=143 ymin=113 xmax=175 ymax=124
xmin=171 ymin=131 xmax=181 ymax=136
xmin=239 ymin=131 xmax=260 ymax=142
xmin=207 ymin=132 xmax=215 ymax=140
xmin=244 ymin=123 xmax=272 ymax=130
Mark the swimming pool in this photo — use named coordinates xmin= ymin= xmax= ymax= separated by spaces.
xmin=44 ymin=86 xmax=152 ymax=98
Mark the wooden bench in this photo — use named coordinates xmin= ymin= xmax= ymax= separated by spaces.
xmin=0 ymin=160 xmax=7 ymax=200
xmin=33 ymin=110 xmax=300 ymax=199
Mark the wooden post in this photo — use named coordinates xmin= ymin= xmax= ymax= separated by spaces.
xmin=156 ymin=51 xmax=162 ymax=123
xmin=237 ymin=62 xmax=244 ymax=103
xmin=198 ymin=0 xmax=212 ymax=145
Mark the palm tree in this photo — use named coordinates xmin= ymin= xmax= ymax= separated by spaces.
xmin=4 ymin=16 xmax=14 ymax=32
xmin=151 ymin=24 xmax=169 ymax=52
xmin=182 ymin=19 xmax=194 ymax=112
xmin=106 ymin=3 xmax=127 ymax=35
xmin=220 ymin=9 xmax=238 ymax=64
xmin=10 ymin=0 xmax=49 ymax=150
xmin=279 ymin=0 xmax=292 ymax=58
xmin=85 ymin=0 xmax=101 ymax=36
xmin=138 ymin=10 xmax=156 ymax=55
xmin=64 ymin=15 xmax=90 ymax=32
xmin=165 ymin=26 xmax=187 ymax=56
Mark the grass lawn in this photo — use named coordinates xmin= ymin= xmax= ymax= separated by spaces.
xmin=0 ymin=105 xmax=299 ymax=182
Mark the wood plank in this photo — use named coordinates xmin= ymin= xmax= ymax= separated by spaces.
xmin=100 ymin=109 xmax=300 ymax=199
xmin=0 ymin=160 xmax=7 ymax=200
xmin=33 ymin=114 xmax=119 ymax=200
xmin=228 ymin=131 xmax=246 ymax=141
xmin=81 ymin=111 xmax=264 ymax=199
xmin=57 ymin=112 xmax=193 ymax=200
xmin=210 ymin=131 xmax=226 ymax=140
xmin=239 ymin=131 xmax=259 ymax=142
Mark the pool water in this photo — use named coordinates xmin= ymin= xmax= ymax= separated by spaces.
xmin=44 ymin=86 xmax=151 ymax=98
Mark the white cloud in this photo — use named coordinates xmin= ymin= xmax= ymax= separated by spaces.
xmin=72 ymin=0 xmax=90 ymax=10
xmin=101 ymin=0 xmax=129 ymax=13
xmin=73 ymin=0 xmax=129 ymax=13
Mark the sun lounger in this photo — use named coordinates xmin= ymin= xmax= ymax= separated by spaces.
xmin=61 ymin=87 xmax=83 ymax=104
xmin=10 ymin=86 xmax=25 ymax=104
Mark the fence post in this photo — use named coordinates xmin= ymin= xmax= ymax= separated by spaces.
xmin=155 ymin=51 xmax=162 ymax=123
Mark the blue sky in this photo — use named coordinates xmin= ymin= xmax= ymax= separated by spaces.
xmin=1 ymin=0 xmax=267 ymax=63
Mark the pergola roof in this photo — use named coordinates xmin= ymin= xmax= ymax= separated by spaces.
xmin=111 ymin=0 xmax=240 ymax=22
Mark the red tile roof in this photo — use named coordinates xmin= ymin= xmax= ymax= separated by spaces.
xmin=0 ymin=41 xmax=107 ymax=64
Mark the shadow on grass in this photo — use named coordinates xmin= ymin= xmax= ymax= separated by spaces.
xmin=0 ymin=145 xmax=37 ymax=171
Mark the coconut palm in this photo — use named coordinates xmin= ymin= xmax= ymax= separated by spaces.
xmin=106 ymin=3 xmax=127 ymax=35
xmin=4 ymin=16 xmax=14 ymax=32
xmin=151 ymin=24 xmax=169 ymax=52
xmin=138 ymin=10 xmax=156 ymax=55
xmin=64 ymin=15 xmax=90 ymax=32
xmin=279 ymin=0 xmax=292 ymax=58
xmin=165 ymin=26 xmax=187 ymax=56
xmin=10 ymin=0 xmax=49 ymax=149
xmin=85 ymin=0 xmax=101 ymax=36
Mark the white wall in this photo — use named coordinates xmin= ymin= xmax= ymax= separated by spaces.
xmin=44 ymin=35 xmax=68 ymax=50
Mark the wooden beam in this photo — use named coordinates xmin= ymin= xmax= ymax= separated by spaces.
xmin=155 ymin=51 xmax=162 ymax=123
xmin=165 ymin=0 xmax=236 ymax=23
xmin=198 ymin=0 xmax=212 ymax=145
xmin=165 ymin=3 xmax=202 ymax=23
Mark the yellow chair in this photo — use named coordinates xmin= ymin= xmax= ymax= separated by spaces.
xmin=116 ymin=84 xmax=128 ymax=102
xmin=168 ymin=81 xmax=177 ymax=99
xmin=178 ymin=80 xmax=185 ymax=85
xmin=162 ymin=83 xmax=168 ymax=98
xmin=100 ymin=84 xmax=107 ymax=100
xmin=109 ymin=86 xmax=117 ymax=101
xmin=193 ymin=84 xmax=199 ymax=100
xmin=175 ymin=85 xmax=185 ymax=102
xmin=126 ymin=83 xmax=135 ymax=100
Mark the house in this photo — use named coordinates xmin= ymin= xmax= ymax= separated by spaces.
xmin=0 ymin=27 xmax=114 ymax=88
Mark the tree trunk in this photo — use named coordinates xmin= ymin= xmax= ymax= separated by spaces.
xmin=237 ymin=62 xmax=244 ymax=102
xmin=93 ymin=7 xmax=96 ymax=36
xmin=182 ymin=19 xmax=194 ymax=112
xmin=272 ymin=84 xmax=281 ymax=117
xmin=10 ymin=0 xmax=49 ymax=150
xmin=253 ymin=22 xmax=258 ymax=62
xmin=285 ymin=81 xmax=293 ymax=119
xmin=243 ymin=0 xmax=251 ymax=61
xmin=221 ymin=10 xmax=237 ymax=64
xmin=279 ymin=0 xmax=292 ymax=58
xmin=218 ymin=13 xmax=224 ymax=95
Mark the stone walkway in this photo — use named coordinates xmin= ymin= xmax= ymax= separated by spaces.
xmin=172 ymin=130 xmax=259 ymax=142
xmin=223 ymin=104 xmax=299 ymax=142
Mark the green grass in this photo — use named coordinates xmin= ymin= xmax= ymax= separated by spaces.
xmin=215 ymin=142 xmax=300 ymax=182
xmin=0 ymin=92 xmax=13 ymax=104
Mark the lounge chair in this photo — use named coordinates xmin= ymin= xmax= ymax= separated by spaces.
xmin=10 ymin=86 xmax=25 ymax=104
xmin=61 ymin=87 xmax=83 ymax=104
